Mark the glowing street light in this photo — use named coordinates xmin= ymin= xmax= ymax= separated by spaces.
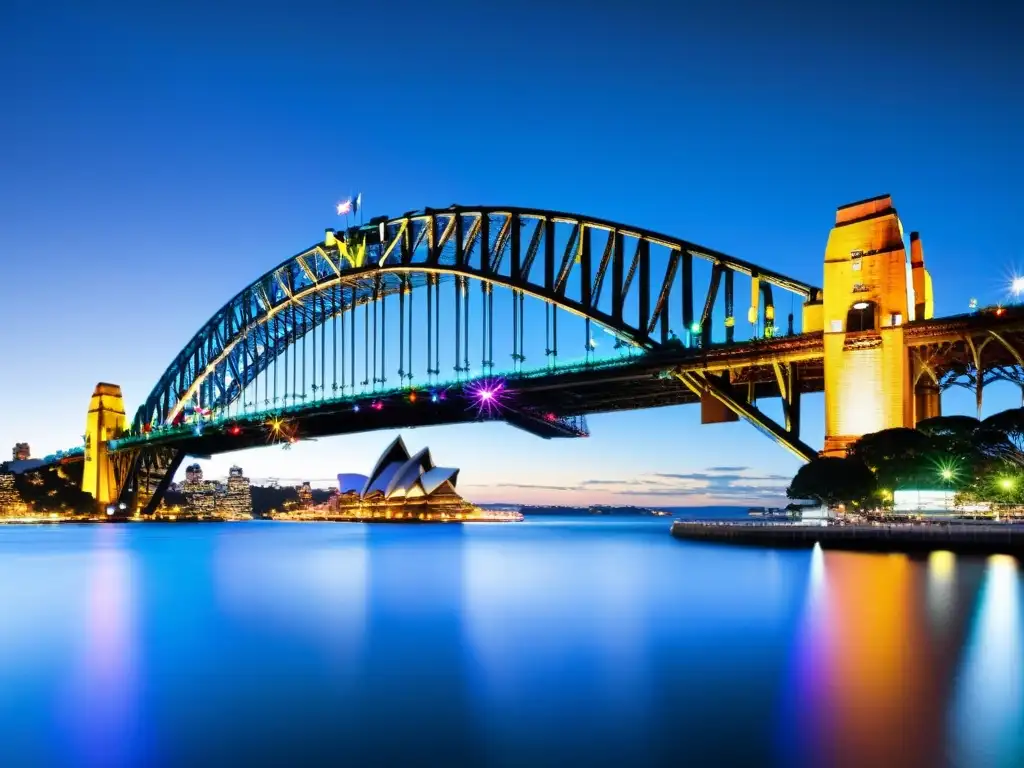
xmin=940 ymin=468 xmax=954 ymax=481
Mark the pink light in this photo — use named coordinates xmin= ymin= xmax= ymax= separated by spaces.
xmin=466 ymin=379 xmax=509 ymax=417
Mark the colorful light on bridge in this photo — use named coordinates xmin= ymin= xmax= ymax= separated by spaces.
xmin=353 ymin=404 xmax=361 ymax=412
xmin=465 ymin=379 xmax=508 ymax=417
xmin=227 ymin=425 xmax=242 ymax=436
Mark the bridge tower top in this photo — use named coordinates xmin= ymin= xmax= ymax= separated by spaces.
xmin=821 ymin=194 xmax=933 ymax=333
xmin=820 ymin=194 xmax=936 ymax=455
xmin=82 ymin=382 xmax=127 ymax=506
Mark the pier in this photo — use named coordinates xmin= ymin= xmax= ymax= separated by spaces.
xmin=670 ymin=520 xmax=1024 ymax=557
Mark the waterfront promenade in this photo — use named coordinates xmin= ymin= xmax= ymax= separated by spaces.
xmin=670 ymin=520 xmax=1024 ymax=556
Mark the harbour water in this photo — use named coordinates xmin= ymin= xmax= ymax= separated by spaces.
xmin=1 ymin=518 xmax=1022 ymax=767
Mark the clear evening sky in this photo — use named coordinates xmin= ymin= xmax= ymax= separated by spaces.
xmin=1 ymin=0 xmax=1021 ymax=506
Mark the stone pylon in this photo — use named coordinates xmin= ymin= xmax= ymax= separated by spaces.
xmin=82 ymin=383 xmax=126 ymax=507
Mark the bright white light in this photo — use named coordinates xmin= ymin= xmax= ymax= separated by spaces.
xmin=852 ymin=301 xmax=869 ymax=310
xmin=480 ymin=390 xmax=494 ymax=401
xmin=1012 ymin=277 xmax=1024 ymax=295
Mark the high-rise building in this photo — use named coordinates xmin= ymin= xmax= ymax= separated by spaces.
xmin=12 ymin=443 xmax=30 ymax=461
xmin=181 ymin=463 xmax=216 ymax=513
xmin=222 ymin=466 xmax=253 ymax=518
xmin=298 ymin=481 xmax=313 ymax=508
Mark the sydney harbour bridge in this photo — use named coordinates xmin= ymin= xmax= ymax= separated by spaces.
xmin=20 ymin=195 xmax=1024 ymax=515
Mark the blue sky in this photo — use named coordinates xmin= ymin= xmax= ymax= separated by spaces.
xmin=1 ymin=0 xmax=1021 ymax=505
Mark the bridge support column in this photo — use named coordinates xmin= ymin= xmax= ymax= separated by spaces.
xmin=914 ymin=379 xmax=942 ymax=423
xmin=820 ymin=195 xmax=934 ymax=456
xmin=82 ymin=383 xmax=127 ymax=509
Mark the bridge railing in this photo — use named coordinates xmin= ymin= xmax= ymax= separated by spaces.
xmin=107 ymin=352 xmax=643 ymax=451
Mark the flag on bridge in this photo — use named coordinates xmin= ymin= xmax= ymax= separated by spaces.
xmin=353 ymin=192 xmax=362 ymax=216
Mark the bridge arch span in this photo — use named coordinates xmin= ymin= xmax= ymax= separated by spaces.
xmin=131 ymin=206 xmax=819 ymax=432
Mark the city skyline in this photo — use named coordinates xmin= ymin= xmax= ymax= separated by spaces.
xmin=2 ymin=0 xmax=1021 ymax=506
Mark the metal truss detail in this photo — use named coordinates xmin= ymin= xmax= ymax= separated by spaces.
xmin=131 ymin=206 xmax=819 ymax=433
xmin=673 ymin=370 xmax=817 ymax=462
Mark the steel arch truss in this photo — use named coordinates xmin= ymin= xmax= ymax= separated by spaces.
xmin=132 ymin=206 xmax=819 ymax=432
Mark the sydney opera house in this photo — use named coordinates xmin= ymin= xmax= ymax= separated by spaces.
xmin=324 ymin=436 xmax=518 ymax=522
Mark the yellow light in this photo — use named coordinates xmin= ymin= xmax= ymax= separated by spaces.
xmin=941 ymin=468 xmax=954 ymax=481
xmin=1000 ymin=477 xmax=1015 ymax=491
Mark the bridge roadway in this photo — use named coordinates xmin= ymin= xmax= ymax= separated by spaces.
xmin=28 ymin=305 xmax=1024 ymax=467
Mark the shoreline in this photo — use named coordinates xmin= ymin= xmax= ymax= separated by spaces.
xmin=670 ymin=520 xmax=1024 ymax=557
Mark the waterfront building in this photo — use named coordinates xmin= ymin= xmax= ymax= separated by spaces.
xmin=297 ymin=481 xmax=313 ymax=509
xmin=0 ymin=473 xmax=29 ymax=516
xmin=180 ymin=463 xmax=217 ymax=514
xmin=222 ymin=466 xmax=253 ymax=518
xmin=314 ymin=436 xmax=505 ymax=521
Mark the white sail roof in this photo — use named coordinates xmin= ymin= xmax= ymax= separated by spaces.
xmin=339 ymin=436 xmax=463 ymax=501
xmin=362 ymin=436 xmax=410 ymax=496
xmin=384 ymin=447 xmax=436 ymax=498
xmin=337 ymin=473 xmax=369 ymax=494
xmin=420 ymin=466 xmax=459 ymax=495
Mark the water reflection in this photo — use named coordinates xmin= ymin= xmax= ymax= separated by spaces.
xmin=0 ymin=521 xmax=1022 ymax=766
xmin=64 ymin=529 xmax=142 ymax=767
xmin=927 ymin=550 xmax=957 ymax=631
xmin=950 ymin=555 xmax=1024 ymax=767
xmin=783 ymin=548 xmax=948 ymax=767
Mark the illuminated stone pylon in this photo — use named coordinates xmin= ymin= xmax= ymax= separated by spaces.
xmin=82 ymin=382 xmax=127 ymax=506
xmin=813 ymin=195 xmax=936 ymax=456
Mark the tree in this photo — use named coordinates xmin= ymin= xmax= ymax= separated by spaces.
xmin=981 ymin=408 xmax=1024 ymax=464
xmin=917 ymin=415 xmax=981 ymax=455
xmin=787 ymin=457 xmax=877 ymax=509
xmin=849 ymin=428 xmax=936 ymax=490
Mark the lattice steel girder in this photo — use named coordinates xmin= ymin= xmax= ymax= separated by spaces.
xmin=131 ymin=206 xmax=819 ymax=432
xmin=115 ymin=446 xmax=183 ymax=515
xmin=673 ymin=370 xmax=817 ymax=462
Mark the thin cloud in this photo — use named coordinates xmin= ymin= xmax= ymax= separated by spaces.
xmin=465 ymin=467 xmax=793 ymax=505
xmin=462 ymin=481 xmax=579 ymax=492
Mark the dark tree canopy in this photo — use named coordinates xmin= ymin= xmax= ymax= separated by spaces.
xmin=787 ymin=457 xmax=877 ymax=508
xmin=849 ymin=428 xmax=936 ymax=490
xmin=982 ymin=408 xmax=1024 ymax=459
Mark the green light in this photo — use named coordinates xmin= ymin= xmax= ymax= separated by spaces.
xmin=1000 ymin=477 xmax=1015 ymax=491
xmin=690 ymin=322 xmax=701 ymax=334
xmin=940 ymin=468 xmax=954 ymax=481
